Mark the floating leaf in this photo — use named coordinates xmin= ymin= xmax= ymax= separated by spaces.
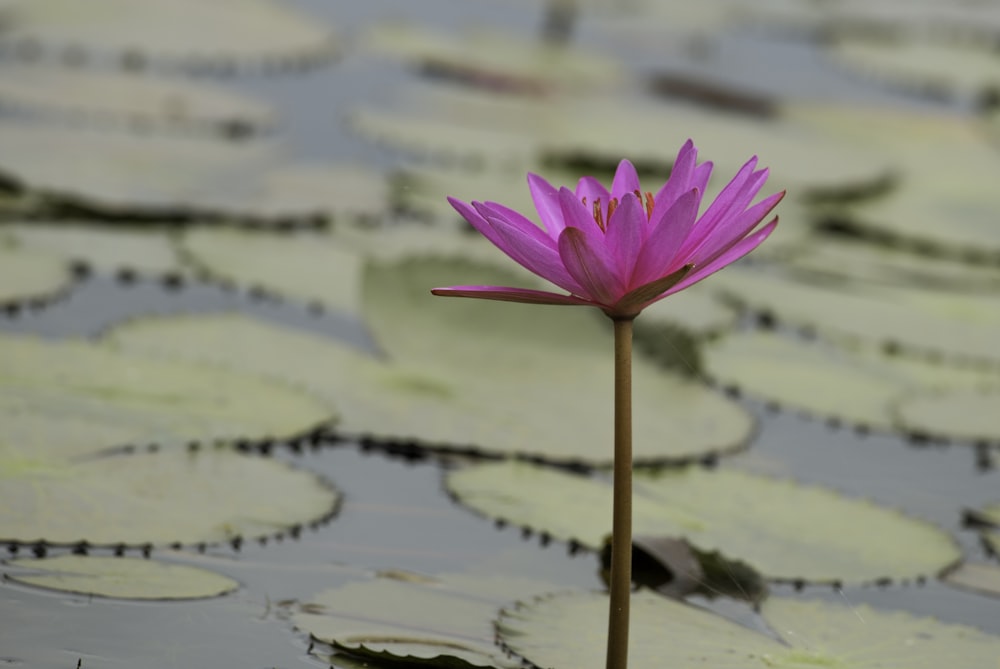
xmin=4 ymin=555 xmax=239 ymax=599
xmin=0 ymin=0 xmax=338 ymax=72
xmin=294 ymin=571 xmax=557 ymax=668
xmin=6 ymin=221 xmax=184 ymax=276
xmin=0 ymin=64 xmax=274 ymax=134
xmin=109 ymin=308 xmax=750 ymax=466
xmin=365 ymin=22 xmax=621 ymax=94
xmin=702 ymin=330 xmax=999 ymax=434
xmin=830 ymin=37 xmax=1000 ymax=102
xmin=0 ymin=446 xmax=339 ymax=546
xmin=0 ymin=122 xmax=276 ymax=216
xmin=0 ymin=242 xmax=74 ymax=307
xmin=893 ymin=388 xmax=1000 ymax=445
xmin=0 ymin=330 xmax=333 ymax=459
xmin=497 ymin=590 xmax=1000 ymax=669
xmin=780 ymin=232 xmax=1000 ymax=291
xmin=446 ymin=461 xmax=960 ymax=583
xmin=943 ymin=562 xmax=1000 ymax=598
xmin=712 ymin=267 xmax=1000 ymax=365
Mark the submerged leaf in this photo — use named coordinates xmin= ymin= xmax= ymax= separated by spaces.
xmin=4 ymin=555 xmax=239 ymax=600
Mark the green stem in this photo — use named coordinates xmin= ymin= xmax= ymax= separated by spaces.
xmin=606 ymin=316 xmax=633 ymax=669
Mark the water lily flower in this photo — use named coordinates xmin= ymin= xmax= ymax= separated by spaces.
xmin=432 ymin=139 xmax=784 ymax=320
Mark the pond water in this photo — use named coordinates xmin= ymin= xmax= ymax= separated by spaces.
xmin=1 ymin=1 xmax=999 ymax=668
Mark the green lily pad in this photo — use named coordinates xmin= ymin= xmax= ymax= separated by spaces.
xmin=294 ymin=570 xmax=557 ymax=669
xmin=109 ymin=307 xmax=751 ymax=466
xmin=5 ymin=221 xmax=184 ymax=276
xmin=893 ymin=388 xmax=1000 ymax=444
xmin=943 ymin=562 xmax=1000 ymax=598
xmin=3 ymin=554 xmax=239 ymax=599
xmin=0 ymin=330 xmax=333 ymax=459
xmin=0 ymin=121 xmax=277 ymax=217
xmin=0 ymin=242 xmax=74 ymax=307
xmin=497 ymin=590 xmax=1000 ymax=669
xmin=364 ymin=21 xmax=621 ymax=94
xmin=712 ymin=267 xmax=1000 ymax=365
xmin=0 ymin=64 xmax=274 ymax=134
xmin=0 ymin=446 xmax=339 ymax=546
xmin=780 ymin=232 xmax=1000 ymax=291
xmin=179 ymin=228 xmax=363 ymax=312
xmin=446 ymin=461 xmax=960 ymax=583
xmin=702 ymin=330 xmax=1000 ymax=434
xmin=969 ymin=503 xmax=1000 ymax=556
xmin=830 ymin=37 xmax=1000 ymax=102
xmin=0 ymin=0 xmax=338 ymax=72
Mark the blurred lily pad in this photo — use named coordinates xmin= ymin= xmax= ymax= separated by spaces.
xmin=943 ymin=562 xmax=1000 ymax=598
xmin=4 ymin=554 xmax=239 ymax=599
xmin=6 ymin=221 xmax=184 ymax=276
xmin=703 ymin=330 xmax=1000 ymax=434
xmin=0 ymin=0 xmax=338 ymax=72
xmin=365 ymin=21 xmax=621 ymax=94
xmin=830 ymin=37 xmax=1000 ymax=102
xmin=0 ymin=330 xmax=333 ymax=458
xmin=712 ymin=267 xmax=1000 ymax=365
xmin=497 ymin=590 xmax=1000 ymax=669
xmin=0 ymin=64 xmax=274 ymax=134
xmin=0 ymin=241 xmax=74 ymax=307
xmin=893 ymin=388 xmax=1000 ymax=445
xmin=446 ymin=461 xmax=960 ymax=583
xmin=0 ymin=446 xmax=339 ymax=546
xmin=294 ymin=570 xmax=557 ymax=668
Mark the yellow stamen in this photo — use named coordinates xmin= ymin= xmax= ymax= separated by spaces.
xmin=593 ymin=198 xmax=605 ymax=231
xmin=607 ymin=197 xmax=619 ymax=224
xmin=644 ymin=192 xmax=654 ymax=219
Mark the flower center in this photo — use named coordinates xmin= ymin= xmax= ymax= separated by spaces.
xmin=582 ymin=191 xmax=655 ymax=232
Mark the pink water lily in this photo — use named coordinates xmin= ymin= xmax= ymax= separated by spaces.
xmin=432 ymin=140 xmax=783 ymax=319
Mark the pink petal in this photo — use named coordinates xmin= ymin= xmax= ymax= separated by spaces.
xmin=629 ymin=188 xmax=701 ymax=288
xmin=448 ymin=196 xmax=500 ymax=246
xmin=690 ymin=190 xmax=785 ymax=266
xmin=431 ymin=285 xmax=595 ymax=307
xmin=475 ymin=202 xmax=585 ymax=295
xmin=558 ymin=187 xmax=604 ymax=239
xmin=575 ymin=176 xmax=610 ymax=211
xmin=652 ymin=140 xmax=697 ymax=211
xmin=664 ymin=217 xmax=779 ymax=295
xmin=605 ymin=192 xmax=646 ymax=282
xmin=528 ymin=173 xmax=565 ymax=238
xmin=611 ymin=263 xmax=693 ymax=318
xmin=677 ymin=160 xmax=766 ymax=259
xmin=610 ymin=159 xmax=641 ymax=201
xmin=558 ymin=226 xmax=625 ymax=305
xmin=692 ymin=161 xmax=713 ymax=195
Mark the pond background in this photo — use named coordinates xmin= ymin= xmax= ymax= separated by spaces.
xmin=1 ymin=1 xmax=998 ymax=667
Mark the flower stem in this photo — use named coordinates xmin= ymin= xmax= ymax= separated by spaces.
xmin=606 ymin=316 xmax=633 ymax=669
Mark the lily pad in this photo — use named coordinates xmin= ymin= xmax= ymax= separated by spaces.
xmin=3 ymin=554 xmax=239 ymax=599
xmin=294 ymin=570 xmax=557 ymax=668
xmin=0 ymin=0 xmax=338 ymax=72
xmin=179 ymin=228 xmax=363 ymax=312
xmin=5 ymin=221 xmax=184 ymax=276
xmin=893 ymin=388 xmax=1000 ymax=445
xmin=364 ymin=21 xmax=621 ymax=94
xmin=0 ymin=64 xmax=274 ymax=134
xmin=0 ymin=242 xmax=75 ymax=307
xmin=702 ymin=330 xmax=1000 ymax=434
xmin=0 ymin=330 xmax=333 ymax=459
xmin=0 ymin=446 xmax=339 ymax=546
xmin=446 ymin=461 xmax=960 ymax=583
xmin=497 ymin=590 xmax=1000 ymax=669
xmin=109 ymin=307 xmax=751 ymax=466
xmin=0 ymin=121 xmax=277 ymax=217
xmin=943 ymin=562 xmax=1000 ymax=598
xmin=711 ymin=267 xmax=1000 ymax=365
xmin=830 ymin=37 xmax=1000 ymax=102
